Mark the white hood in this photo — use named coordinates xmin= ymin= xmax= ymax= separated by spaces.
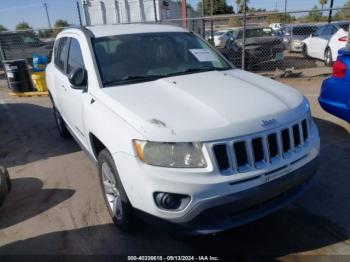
xmin=98 ymin=69 xmax=308 ymax=142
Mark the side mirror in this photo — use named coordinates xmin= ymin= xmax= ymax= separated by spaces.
xmin=68 ymin=67 xmax=87 ymax=89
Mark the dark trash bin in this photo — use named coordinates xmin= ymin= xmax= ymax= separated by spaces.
xmin=3 ymin=59 xmax=34 ymax=92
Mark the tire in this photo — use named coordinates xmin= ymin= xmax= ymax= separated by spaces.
xmin=324 ymin=48 xmax=333 ymax=67
xmin=53 ymin=105 xmax=70 ymax=138
xmin=98 ymin=149 xmax=138 ymax=231
xmin=302 ymin=44 xmax=308 ymax=58
xmin=0 ymin=166 xmax=10 ymax=208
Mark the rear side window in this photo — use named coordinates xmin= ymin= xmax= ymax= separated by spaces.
xmin=323 ymin=25 xmax=336 ymax=36
xmin=67 ymin=38 xmax=85 ymax=74
xmin=54 ymin=37 xmax=70 ymax=72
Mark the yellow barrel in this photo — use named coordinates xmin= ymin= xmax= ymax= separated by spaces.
xmin=31 ymin=72 xmax=47 ymax=92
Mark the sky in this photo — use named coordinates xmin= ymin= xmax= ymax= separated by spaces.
xmin=0 ymin=0 xmax=349 ymax=30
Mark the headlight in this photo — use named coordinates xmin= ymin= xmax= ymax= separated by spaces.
xmin=133 ymin=140 xmax=207 ymax=168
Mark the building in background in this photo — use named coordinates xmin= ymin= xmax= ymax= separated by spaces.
xmin=81 ymin=0 xmax=197 ymax=25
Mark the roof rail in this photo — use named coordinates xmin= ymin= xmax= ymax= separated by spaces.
xmin=63 ymin=25 xmax=95 ymax=38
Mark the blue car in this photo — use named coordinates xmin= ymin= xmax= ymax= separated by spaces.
xmin=319 ymin=47 xmax=350 ymax=122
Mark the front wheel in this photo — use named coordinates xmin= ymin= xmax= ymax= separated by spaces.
xmin=302 ymin=44 xmax=308 ymax=58
xmin=324 ymin=48 xmax=333 ymax=67
xmin=98 ymin=149 xmax=138 ymax=231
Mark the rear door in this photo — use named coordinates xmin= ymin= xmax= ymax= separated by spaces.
xmin=53 ymin=37 xmax=71 ymax=119
xmin=313 ymin=25 xmax=337 ymax=59
xmin=307 ymin=26 xmax=324 ymax=58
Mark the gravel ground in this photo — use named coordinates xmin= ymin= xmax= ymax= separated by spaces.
xmin=0 ymin=74 xmax=349 ymax=258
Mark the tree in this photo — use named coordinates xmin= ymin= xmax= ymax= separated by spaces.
xmin=38 ymin=29 xmax=53 ymax=39
xmin=319 ymin=0 xmax=328 ymax=12
xmin=305 ymin=5 xmax=323 ymax=22
xmin=53 ymin=19 xmax=70 ymax=36
xmin=196 ymin=0 xmax=234 ymax=16
xmin=54 ymin=19 xmax=69 ymax=29
xmin=334 ymin=0 xmax=350 ymax=20
xmin=15 ymin=21 xmax=32 ymax=31
xmin=235 ymin=0 xmax=249 ymax=13
xmin=0 ymin=25 xmax=7 ymax=32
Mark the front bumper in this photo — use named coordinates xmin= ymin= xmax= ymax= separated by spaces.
xmin=136 ymin=156 xmax=318 ymax=234
xmin=290 ymin=41 xmax=303 ymax=52
xmin=113 ymin=119 xmax=319 ymax=234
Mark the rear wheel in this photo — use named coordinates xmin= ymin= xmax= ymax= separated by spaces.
xmin=53 ymin=106 xmax=70 ymax=138
xmin=98 ymin=149 xmax=138 ymax=231
xmin=324 ymin=48 xmax=333 ymax=67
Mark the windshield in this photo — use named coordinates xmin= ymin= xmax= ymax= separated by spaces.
xmin=214 ymin=31 xmax=226 ymax=36
xmin=237 ymin=28 xmax=273 ymax=39
xmin=93 ymin=32 xmax=231 ymax=87
xmin=292 ymin=26 xmax=317 ymax=35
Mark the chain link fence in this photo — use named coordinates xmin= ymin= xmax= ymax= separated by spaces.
xmin=1 ymin=6 xmax=350 ymax=81
xmin=160 ymin=7 xmax=350 ymax=80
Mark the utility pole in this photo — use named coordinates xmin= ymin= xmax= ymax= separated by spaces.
xmin=153 ymin=0 xmax=158 ymax=22
xmin=210 ymin=0 xmax=214 ymax=42
xmin=201 ymin=0 xmax=205 ymax=17
xmin=284 ymin=0 xmax=288 ymax=23
xmin=76 ymin=1 xmax=82 ymax=26
xmin=242 ymin=0 xmax=247 ymax=70
xmin=43 ymin=2 xmax=51 ymax=29
xmin=201 ymin=0 xmax=205 ymax=37
xmin=328 ymin=0 xmax=334 ymax=23
xmin=182 ymin=0 xmax=187 ymax=27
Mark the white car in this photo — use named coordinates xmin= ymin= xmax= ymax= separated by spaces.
xmin=46 ymin=24 xmax=320 ymax=234
xmin=270 ymin=23 xmax=282 ymax=31
xmin=302 ymin=22 xmax=349 ymax=66
xmin=212 ymin=29 xmax=235 ymax=48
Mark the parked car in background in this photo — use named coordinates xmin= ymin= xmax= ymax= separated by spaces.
xmin=219 ymin=26 xmax=284 ymax=70
xmin=0 ymin=30 xmax=53 ymax=65
xmin=211 ymin=29 xmax=237 ymax=48
xmin=47 ymin=24 xmax=319 ymax=234
xmin=283 ymin=24 xmax=318 ymax=52
xmin=270 ymin=23 xmax=282 ymax=31
xmin=302 ymin=22 xmax=350 ymax=66
xmin=319 ymin=46 xmax=350 ymax=122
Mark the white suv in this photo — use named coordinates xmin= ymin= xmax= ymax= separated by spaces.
xmin=46 ymin=24 xmax=320 ymax=234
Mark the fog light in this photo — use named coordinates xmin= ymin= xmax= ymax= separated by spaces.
xmin=154 ymin=192 xmax=190 ymax=210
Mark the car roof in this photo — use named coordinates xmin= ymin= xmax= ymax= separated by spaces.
xmin=84 ymin=23 xmax=188 ymax=38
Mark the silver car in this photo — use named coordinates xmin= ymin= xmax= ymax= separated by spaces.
xmin=283 ymin=25 xmax=319 ymax=52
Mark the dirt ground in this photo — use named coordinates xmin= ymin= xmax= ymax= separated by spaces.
xmin=0 ymin=74 xmax=349 ymax=258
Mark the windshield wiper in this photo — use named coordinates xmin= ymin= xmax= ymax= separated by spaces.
xmin=102 ymin=67 xmax=230 ymax=86
xmin=103 ymin=75 xmax=163 ymax=86
xmin=164 ymin=67 xmax=229 ymax=77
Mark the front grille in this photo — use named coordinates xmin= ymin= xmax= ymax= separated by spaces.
xmin=213 ymin=144 xmax=229 ymax=171
xmin=281 ymin=128 xmax=291 ymax=153
xmin=252 ymin=137 xmax=265 ymax=164
xmin=267 ymin=133 xmax=279 ymax=159
xmin=212 ymin=118 xmax=310 ymax=173
xmin=234 ymin=141 xmax=249 ymax=168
